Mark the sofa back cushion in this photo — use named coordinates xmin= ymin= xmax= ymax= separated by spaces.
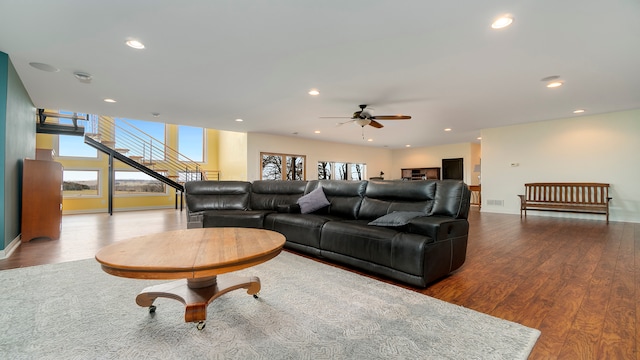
xmin=185 ymin=181 xmax=251 ymax=212
xmin=430 ymin=180 xmax=471 ymax=219
xmin=250 ymin=180 xmax=307 ymax=210
xmin=359 ymin=180 xmax=436 ymax=220
xmin=306 ymin=180 xmax=367 ymax=219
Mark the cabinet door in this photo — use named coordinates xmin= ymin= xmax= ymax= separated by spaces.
xmin=21 ymin=159 xmax=63 ymax=242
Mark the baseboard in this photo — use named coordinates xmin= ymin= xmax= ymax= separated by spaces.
xmin=1 ymin=234 xmax=21 ymax=260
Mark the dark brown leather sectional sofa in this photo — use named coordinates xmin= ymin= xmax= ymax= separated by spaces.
xmin=184 ymin=179 xmax=470 ymax=287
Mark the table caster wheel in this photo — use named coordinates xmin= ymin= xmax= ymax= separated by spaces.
xmin=253 ymin=293 xmax=259 ymax=299
xmin=149 ymin=305 xmax=156 ymax=313
xmin=196 ymin=321 xmax=206 ymax=330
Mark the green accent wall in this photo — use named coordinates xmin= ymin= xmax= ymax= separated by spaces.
xmin=0 ymin=51 xmax=36 ymax=251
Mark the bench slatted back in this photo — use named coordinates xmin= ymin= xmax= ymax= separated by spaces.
xmin=525 ymin=183 xmax=610 ymax=205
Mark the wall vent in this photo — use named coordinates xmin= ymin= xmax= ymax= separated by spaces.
xmin=487 ymin=199 xmax=504 ymax=206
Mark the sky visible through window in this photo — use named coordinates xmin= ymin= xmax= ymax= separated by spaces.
xmin=60 ymin=111 xmax=204 ymax=181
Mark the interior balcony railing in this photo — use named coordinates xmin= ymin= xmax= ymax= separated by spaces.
xmin=81 ymin=115 xmax=219 ymax=214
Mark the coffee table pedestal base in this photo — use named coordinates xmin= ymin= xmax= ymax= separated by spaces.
xmin=135 ymin=274 xmax=261 ymax=325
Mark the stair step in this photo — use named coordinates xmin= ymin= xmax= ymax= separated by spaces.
xmin=101 ymin=140 xmax=115 ymax=148
xmin=115 ymin=148 xmax=129 ymax=154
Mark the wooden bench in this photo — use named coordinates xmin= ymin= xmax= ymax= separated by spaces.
xmin=518 ymin=183 xmax=612 ymax=223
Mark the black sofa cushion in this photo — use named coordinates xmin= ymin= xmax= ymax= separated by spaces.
xmin=185 ymin=181 xmax=251 ymax=211
xmin=358 ymin=180 xmax=436 ymax=220
xmin=430 ymin=180 xmax=470 ymax=219
xmin=202 ymin=210 xmax=267 ymax=228
xmin=320 ymin=220 xmax=432 ymax=276
xmin=250 ymin=180 xmax=307 ymax=210
xmin=263 ymin=213 xmax=338 ymax=250
xmin=306 ymin=180 xmax=367 ymax=219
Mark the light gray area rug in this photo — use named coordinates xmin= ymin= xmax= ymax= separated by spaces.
xmin=0 ymin=252 xmax=539 ymax=359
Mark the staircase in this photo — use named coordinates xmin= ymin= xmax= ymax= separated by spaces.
xmin=36 ymin=110 xmax=219 ymax=214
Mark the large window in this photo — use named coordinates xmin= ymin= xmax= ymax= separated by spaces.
xmin=115 ymin=118 xmax=165 ymax=161
xmin=114 ymin=171 xmax=167 ymax=195
xmin=57 ymin=111 xmax=97 ymax=158
xmin=317 ymin=161 xmax=366 ymax=180
xmin=178 ymin=125 xmax=204 ymax=162
xmin=63 ymin=170 xmax=100 ymax=197
xmin=261 ymin=152 xmax=305 ymax=180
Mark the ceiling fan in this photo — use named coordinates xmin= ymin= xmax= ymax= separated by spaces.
xmin=322 ymin=104 xmax=411 ymax=129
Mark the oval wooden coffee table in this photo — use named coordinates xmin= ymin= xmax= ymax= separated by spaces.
xmin=95 ymin=227 xmax=285 ymax=329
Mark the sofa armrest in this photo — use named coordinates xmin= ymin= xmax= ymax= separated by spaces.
xmin=407 ymin=216 xmax=469 ymax=241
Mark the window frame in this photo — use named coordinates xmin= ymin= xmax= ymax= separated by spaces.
xmin=62 ymin=168 xmax=101 ymax=198
xmin=260 ymin=152 xmax=306 ymax=180
xmin=113 ymin=170 xmax=170 ymax=197
xmin=317 ymin=161 xmax=366 ymax=181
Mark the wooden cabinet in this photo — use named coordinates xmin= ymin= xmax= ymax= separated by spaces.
xmin=21 ymin=159 xmax=63 ymax=242
xmin=401 ymin=167 xmax=441 ymax=180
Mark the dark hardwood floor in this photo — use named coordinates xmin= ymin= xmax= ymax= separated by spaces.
xmin=1 ymin=208 xmax=637 ymax=359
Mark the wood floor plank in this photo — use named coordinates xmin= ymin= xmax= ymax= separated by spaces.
xmin=556 ymin=221 xmax=622 ymax=359
xmin=597 ymin=223 xmax=636 ymax=359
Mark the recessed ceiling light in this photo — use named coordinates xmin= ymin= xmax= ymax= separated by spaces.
xmin=477 ymin=137 xmax=482 ymax=140
xmin=29 ymin=62 xmax=59 ymax=72
xmin=235 ymin=118 xmax=243 ymax=122
xmin=367 ymin=138 xmax=373 ymax=142
xmin=546 ymin=81 xmax=563 ymax=88
xmin=444 ymin=128 xmax=452 ymax=132
xmin=152 ymin=112 xmax=160 ymax=117
xmin=125 ymin=39 xmax=145 ymax=49
xmin=308 ymin=89 xmax=320 ymax=96
xmin=314 ymin=130 xmax=321 ymax=134
xmin=491 ymin=14 xmax=514 ymax=29
xmin=405 ymin=144 xmax=411 ymax=148
xmin=73 ymin=71 xmax=92 ymax=83
xmin=573 ymin=109 xmax=585 ymax=114
xmin=104 ymin=98 xmax=116 ymax=103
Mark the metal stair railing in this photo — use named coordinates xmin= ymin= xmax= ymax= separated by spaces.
xmin=82 ymin=115 xmax=219 ymax=214
xmin=86 ymin=116 xmax=209 ymax=183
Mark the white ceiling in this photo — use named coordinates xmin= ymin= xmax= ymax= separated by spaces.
xmin=1 ymin=0 xmax=639 ymax=149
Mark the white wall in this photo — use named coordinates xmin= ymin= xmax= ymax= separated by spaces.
xmin=482 ymin=109 xmax=640 ymax=223
xmin=391 ymin=142 xmax=478 ymax=183
xmin=247 ymin=133 xmax=392 ymax=181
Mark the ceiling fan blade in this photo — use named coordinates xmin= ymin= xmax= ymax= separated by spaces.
xmin=368 ymin=120 xmax=384 ymax=128
xmin=371 ymin=115 xmax=412 ymax=120
xmin=336 ymin=119 xmax=354 ymax=126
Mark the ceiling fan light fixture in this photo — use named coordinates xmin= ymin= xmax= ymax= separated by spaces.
xmin=355 ymin=119 xmax=371 ymax=127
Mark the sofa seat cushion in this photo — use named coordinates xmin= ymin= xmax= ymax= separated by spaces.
xmin=263 ymin=213 xmax=339 ymax=249
xmin=320 ymin=221 xmax=433 ymax=276
xmin=202 ymin=210 xmax=270 ymax=228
